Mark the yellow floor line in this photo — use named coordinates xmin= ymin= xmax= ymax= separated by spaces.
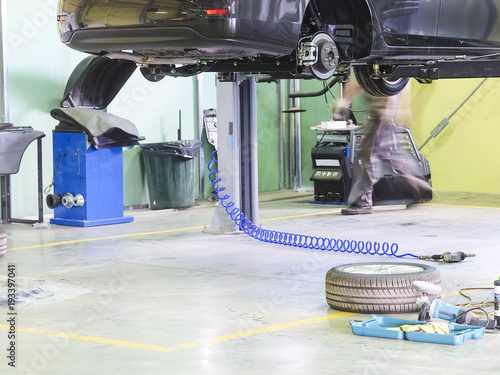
xmin=6 ymin=210 xmax=341 ymax=252
xmin=0 ymin=290 xmax=475 ymax=353
xmin=175 ymin=311 xmax=354 ymax=349
xmin=0 ymin=324 xmax=175 ymax=352
xmin=6 ymin=226 xmax=205 ymax=251
xmin=260 ymin=209 xmax=341 ymax=222
xmin=7 ymin=201 xmax=499 ymax=252
xmin=0 ymin=312 xmax=354 ymax=353
xmin=425 ymin=202 xmax=500 ymax=210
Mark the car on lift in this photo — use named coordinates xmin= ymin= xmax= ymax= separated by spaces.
xmin=57 ymin=0 xmax=500 ymax=96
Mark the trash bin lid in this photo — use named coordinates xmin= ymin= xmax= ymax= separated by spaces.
xmin=140 ymin=140 xmax=202 ymax=158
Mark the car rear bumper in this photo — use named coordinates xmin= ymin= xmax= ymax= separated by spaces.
xmin=63 ymin=20 xmax=298 ymax=61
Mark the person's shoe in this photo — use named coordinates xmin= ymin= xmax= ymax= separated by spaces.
xmin=341 ymin=205 xmax=373 ymax=215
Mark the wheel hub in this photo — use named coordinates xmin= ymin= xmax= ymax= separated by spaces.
xmin=297 ymin=32 xmax=339 ymax=80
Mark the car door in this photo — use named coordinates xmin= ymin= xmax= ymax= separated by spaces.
xmin=438 ymin=0 xmax=500 ymax=46
xmin=372 ymin=0 xmax=440 ymax=46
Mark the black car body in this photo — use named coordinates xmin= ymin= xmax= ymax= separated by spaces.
xmin=57 ymin=0 xmax=500 ymax=96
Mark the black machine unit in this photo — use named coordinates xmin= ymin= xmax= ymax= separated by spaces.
xmin=310 ymin=124 xmax=432 ymax=205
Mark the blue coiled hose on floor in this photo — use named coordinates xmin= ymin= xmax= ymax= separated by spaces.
xmin=208 ymin=151 xmax=418 ymax=259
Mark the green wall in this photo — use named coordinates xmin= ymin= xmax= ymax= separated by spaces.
xmin=255 ymin=79 xmax=341 ymax=192
xmin=256 ymin=82 xmax=281 ymax=192
xmin=4 ymin=0 xmax=87 ymax=218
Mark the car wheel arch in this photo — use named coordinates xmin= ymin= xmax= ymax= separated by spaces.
xmin=308 ymin=0 xmax=374 ymax=60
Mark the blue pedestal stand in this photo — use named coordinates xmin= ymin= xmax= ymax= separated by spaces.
xmin=50 ymin=131 xmax=133 ymax=227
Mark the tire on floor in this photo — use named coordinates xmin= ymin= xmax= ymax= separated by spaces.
xmin=326 ymin=262 xmax=441 ymax=314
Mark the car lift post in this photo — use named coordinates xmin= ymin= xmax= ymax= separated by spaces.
xmin=209 ymin=74 xmax=259 ymax=232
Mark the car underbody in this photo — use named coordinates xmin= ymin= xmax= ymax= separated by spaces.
xmin=58 ymin=0 xmax=500 ymax=96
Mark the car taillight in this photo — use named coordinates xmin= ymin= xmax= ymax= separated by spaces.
xmin=206 ymin=9 xmax=228 ymax=16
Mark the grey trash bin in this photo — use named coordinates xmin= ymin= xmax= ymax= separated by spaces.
xmin=141 ymin=140 xmax=202 ymax=210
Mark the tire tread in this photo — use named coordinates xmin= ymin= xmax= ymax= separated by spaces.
xmin=353 ymin=65 xmax=410 ymax=97
xmin=325 ymin=262 xmax=440 ymax=313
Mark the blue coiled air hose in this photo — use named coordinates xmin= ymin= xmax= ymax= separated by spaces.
xmin=208 ymin=150 xmax=418 ymax=259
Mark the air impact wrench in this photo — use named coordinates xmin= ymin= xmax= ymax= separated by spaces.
xmin=418 ymin=251 xmax=475 ymax=263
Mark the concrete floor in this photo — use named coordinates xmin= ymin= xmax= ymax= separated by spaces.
xmin=1 ymin=191 xmax=500 ymax=374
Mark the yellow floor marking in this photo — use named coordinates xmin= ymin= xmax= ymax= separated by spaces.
xmin=425 ymin=202 xmax=500 ymax=210
xmin=176 ymin=311 xmax=355 ymax=349
xmin=7 ymin=201 xmax=499 ymax=252
xmin=0 ymin=324 xmax=175 ymax=352
xmin=6 ymin=210 xmax=341 ymax=252
xmin=260 ymin=209 xmax=341 ymax=222
xmin=0 ymin=312 xmax=354 ymax=353
xmin=0 ymin=291 xmax=475 ymax=353
xmin=6 ymin=226 xmax=205 ymax=251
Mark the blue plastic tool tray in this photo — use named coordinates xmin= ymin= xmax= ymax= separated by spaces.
xmin=350 ymin=315 xmax=485 ymax=345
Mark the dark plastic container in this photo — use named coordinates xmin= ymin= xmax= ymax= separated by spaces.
xmin=141 ymin=140 xmax=202 ymax=210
